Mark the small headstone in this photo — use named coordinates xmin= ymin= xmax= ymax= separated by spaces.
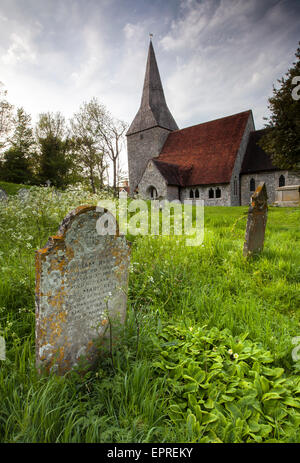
xmin=0 ymin=189 xmax=8 ymax=201
xmin=18 ymin=188 xmax=30 ymax=200
xmin=46 ymin=180 xmax=51 ymax=187
xmin=52 ymin=189 xmax=62 ymax=200
xmin=35 ymin=205 xmax=131 ymax=375
xmin=243 ymin=182 xmax=268 ymax=257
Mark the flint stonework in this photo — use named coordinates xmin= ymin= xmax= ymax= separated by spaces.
xmin=35 ymin=205 xmax=131 ymax=374
xmin=243 ymin=182 xmax=268 ymax=257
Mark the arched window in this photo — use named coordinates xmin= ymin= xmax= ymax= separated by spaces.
xmin=209 ymin=188 xmax=214 ymax=199
xmin=148 ymin=186 xmax=157 ymax=199
xmin=195 ymin=189 xmax=200 ymax=198
xmin=279 ymin=175 xmax=285 ymax=187
xmin=216 ymin=187 xmax=221 ymax=198
xmin=189 ymin=189 xmax=194 ymax=199
xmin=250 ymin=178 xmax=255 ymax=192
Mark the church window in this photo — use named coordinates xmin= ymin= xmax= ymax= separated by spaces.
xmin=195 ymin=189 xmax=200 ymax=198
xmin=216 ymin=187 xmax=221 ymax=198
xmin=279 ymin=175 xmax=285 ymax=187
xmin=234 ymin=177 xmax=237 ymax=196
xmin=250 ymin=178 xmax=255 ymax=192
xmin=209 ymin=188 xmax=214 ymax=199
xmin=189 ymin=189 xmax=194 ymax=199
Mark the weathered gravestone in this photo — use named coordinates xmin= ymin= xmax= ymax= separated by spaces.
xmin=18 ymin=188 xmax=30 ymax=200
xmin=0 ymin=188 xmax=8 ymax=201
xmin=243 ymin=182 xmax=268 ymax=257
xmin=35 ymin=205 xmax=131 ymax=375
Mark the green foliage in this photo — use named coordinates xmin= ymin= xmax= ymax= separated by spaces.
xmin=0 ymin=181 xmax=31 ymax=195
xmin=37 ymin=135 xmax=74 ymax=188
xmin=153 ymin=323 xmax=300 ymax=443
xmin=259 ymin=41 xmax=300 ymax=173
xmin=1 ymin=147 xmax=34 ymax=184
xmin=0 ymin=191 xmax=299 ymax=442
xmin=0 ymin=107 xmax=36 ymax=184
xmin=35 ymin=112 xmax=75 ymax=189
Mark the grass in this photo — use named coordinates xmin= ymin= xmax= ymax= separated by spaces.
xmin=0 ymin=181 xmax=31 ymax=196
xmin=0 ymin=183 xmax=299 ymax=442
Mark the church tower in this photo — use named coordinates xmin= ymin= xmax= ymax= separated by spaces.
xmin=126 ymin=38 xmax=178 ymax=195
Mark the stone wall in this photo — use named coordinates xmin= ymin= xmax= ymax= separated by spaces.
xmin=138 ymin=160 xmax=168 ymax=198
xmin=127 ymin=126 xmax=171 ymax=195
xmin=166 ymin=185 xmax=180 ymax=201
xmin=240 ymin=170 xmax=300 ymax=205
xmin=180 ymin=184 xmax=231 ymax=206
xmin=230 ymin=112 xmax=255 ymax=206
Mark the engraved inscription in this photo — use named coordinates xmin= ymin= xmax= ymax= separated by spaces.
xmin=35 ymin=205 xmax=131 ymax=375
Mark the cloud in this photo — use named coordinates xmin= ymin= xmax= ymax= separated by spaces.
xmin=2 ymin=32 xmax=37 ymax=65
xmin=158 ymin=0 xmax=300 ymax=129
xmin=0 ymin=0 xmax=299 ymax=141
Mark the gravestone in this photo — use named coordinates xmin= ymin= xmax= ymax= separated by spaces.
xmin=0 ymin=189 xmax=7 ymax=201
xmin=274 ymin=185 xmax=300 ymax=207
xmin=35 ymin=205 xmax=131 ymax=375
xmin=243 ymin=182 xmax=268 ymax=257
xmin=18 ymin=188 xmax=30 ymax=200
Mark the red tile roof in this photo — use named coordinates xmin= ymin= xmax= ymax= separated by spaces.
xmin=155 ymin=110 xmax=252 ymax=186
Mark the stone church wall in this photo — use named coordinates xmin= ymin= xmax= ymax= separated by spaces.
xmin=180 ymin=184 xmax=231 ymax=206
xmin=127 ymin=126 xmax=171 ymax=195
xmin=138 ymin=160 xmax=168 ymax=199
xmin=240 ymin=170 xmax=300 ymax=205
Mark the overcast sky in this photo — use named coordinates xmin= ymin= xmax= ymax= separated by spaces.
xmin=0 ymin=0 xmax=299 ymax=171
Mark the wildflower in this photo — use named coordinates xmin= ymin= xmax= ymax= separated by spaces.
xmin=189 ymin=327 xmax=193 ymax=332
xmin=101 ymin=319 xmax=108 ymax=326
xmin=228 ymin=349 xmax=233 ymax=355
xmin=233 ymin=353 xmax=239 ymax=359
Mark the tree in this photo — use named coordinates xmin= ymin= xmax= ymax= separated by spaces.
xmin=1 ymin=107 xmax=35 ymax=183
xmin=70 ymin=100 xmax=109 ymax=193
xmin=259 ymin=42 xmax=300 ymax=173
xmin=1 ymin=147 xmax=33 ymax=183
xmin=87 ymin=97 xmax=128 ymax=196
xmin=36 ymin=112 xmax=74 ymax=188
xmin=0 ymin=82 xmax=13 ymax=154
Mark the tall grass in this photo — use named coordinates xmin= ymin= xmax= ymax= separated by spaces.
xmin=0 ymin=186 xmax=299 ymax=442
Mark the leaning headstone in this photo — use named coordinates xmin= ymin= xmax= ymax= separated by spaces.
xmin=243 ymin=182 xmax=268 ymax=257
xmin=35 ymin=205 xmax=131 ymax=375
xmin=0 ymin=189 xmax=7 ymax=201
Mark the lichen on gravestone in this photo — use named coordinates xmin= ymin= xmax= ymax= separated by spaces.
xmin=35 ymin=205 xmax=131 ymax=375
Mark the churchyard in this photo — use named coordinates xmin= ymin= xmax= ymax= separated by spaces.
xmin=0 ymin=183 xmax=300 ymax=443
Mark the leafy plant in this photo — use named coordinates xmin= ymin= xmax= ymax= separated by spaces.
xmin=153 ymin=323 xmax=300 ymax=443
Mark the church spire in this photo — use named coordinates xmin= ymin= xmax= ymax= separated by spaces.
xmin=127 ymin=39 xmax=178 ymax=135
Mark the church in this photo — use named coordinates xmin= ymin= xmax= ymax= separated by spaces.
xmin=126 ymin=40 xmax=300 ymax=206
